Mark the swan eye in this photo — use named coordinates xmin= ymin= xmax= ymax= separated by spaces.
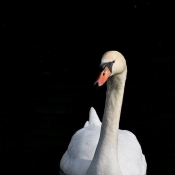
xmin=100 ymin=61 xmax=115 ymax=73
xmin=102 ymin=70 xmax=106 ymax=76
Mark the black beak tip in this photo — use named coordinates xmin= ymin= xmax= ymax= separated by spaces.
xmin=94 ymin=82 xmax=100 ymax=89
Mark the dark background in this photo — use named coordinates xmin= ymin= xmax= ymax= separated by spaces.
xmin=1 ymin=1 xmax=175 ymax=175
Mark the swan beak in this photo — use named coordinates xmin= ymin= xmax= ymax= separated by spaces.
xmin=94 ymin=66 xmax=111 ymax=87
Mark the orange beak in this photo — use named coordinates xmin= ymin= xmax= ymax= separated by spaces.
xmin=94 ymin=66 xmax=111 ymax=87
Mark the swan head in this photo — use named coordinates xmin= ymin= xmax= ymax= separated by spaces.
xmin=95 ymin=51 xmax=127 ymax=86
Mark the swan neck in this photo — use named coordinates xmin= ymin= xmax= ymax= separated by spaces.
xmin=87 ymin=68 xmax=127 ymax=175
xmin=103 ymin=70 xmax=127 ymax=133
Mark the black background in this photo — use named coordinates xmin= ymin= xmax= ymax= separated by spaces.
xmin=1 ymin=1 xmax=175 ymax=175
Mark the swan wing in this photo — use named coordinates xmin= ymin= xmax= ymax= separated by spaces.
xmin=118 ymin=130 xmax=147 ymax=175
xmin=60 ymin=107 xmax=101 ymax=175
xmin=84 ymin=107 xmax=101 ymax=127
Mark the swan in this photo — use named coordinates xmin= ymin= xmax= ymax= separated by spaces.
xmin=60 ymin=51 xmax=147 ymax=175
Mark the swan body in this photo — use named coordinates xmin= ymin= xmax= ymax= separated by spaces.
xmin=60 ymin=51 xmax=147 ymax=175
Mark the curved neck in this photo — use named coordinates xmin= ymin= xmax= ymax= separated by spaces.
xmin=87 ymin=68 xmax=127 ymax=175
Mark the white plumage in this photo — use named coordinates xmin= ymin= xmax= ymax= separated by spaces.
xmin=60 ymin=107 xmax=146 ymax=175
xmin=60 ymin=51 xmax=147 ymax=175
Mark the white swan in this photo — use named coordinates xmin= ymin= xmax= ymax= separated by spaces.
xmin=60 ymin=51 xmax=147 ymax=175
